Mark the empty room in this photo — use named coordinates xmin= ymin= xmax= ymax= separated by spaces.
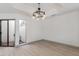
xmin=0 ymin=3 xmax=79 ymax=56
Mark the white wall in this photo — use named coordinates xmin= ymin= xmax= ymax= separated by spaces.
xmin=26 ymin=18 xmax=42 ymax=43
xmin=42 ymin=11 xmax=79 ymax=47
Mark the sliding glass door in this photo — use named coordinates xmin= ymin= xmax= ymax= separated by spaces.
xmin=0 ymin=20 xmax=15 ymax=47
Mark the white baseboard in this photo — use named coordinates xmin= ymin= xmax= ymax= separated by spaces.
xmin=43 ymin=39 xmax=79 ymax=48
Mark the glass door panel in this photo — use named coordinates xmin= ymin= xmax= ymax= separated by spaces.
xmin=1 ymin=21 xmax=7 ymax=46
xmin=9 ymin=20 xmax=15 ymax=47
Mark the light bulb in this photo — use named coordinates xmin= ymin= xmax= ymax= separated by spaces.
xmin=36 ymin=18 xmax=40 ymax=20
xmin=32 ymin=16 xmax=35 ymax=19
xmin=42 ymin=15 xmax=46 ymax=20
xmin=36 ymin=14 xmax=39 ymax=17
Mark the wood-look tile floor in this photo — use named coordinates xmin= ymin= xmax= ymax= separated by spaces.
xmin=0 ymin=40 xmax=79 ymax=56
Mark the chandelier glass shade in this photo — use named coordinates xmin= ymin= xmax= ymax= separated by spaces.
xmin=32 ymin=3 xmax=46 ymax=20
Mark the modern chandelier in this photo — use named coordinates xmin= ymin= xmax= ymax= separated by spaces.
xmin=32 ymin=3 xmax=46 ymax=20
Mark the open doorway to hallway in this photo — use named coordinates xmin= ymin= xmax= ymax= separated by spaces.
xmin=19 ymin=20 xmax=26 ymax=45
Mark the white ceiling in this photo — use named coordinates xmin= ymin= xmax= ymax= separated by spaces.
xmin=0 ymin=3 xmax=79 ymax=18
xmin=0 ymin=3 xmax=18 ymax=13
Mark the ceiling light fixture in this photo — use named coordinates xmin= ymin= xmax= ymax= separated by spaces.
xmin=32 ymin=3 xmax=46 ymax=20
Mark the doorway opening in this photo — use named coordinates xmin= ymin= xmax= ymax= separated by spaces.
xmin=19 ymin=20 xmax=26 ymax=46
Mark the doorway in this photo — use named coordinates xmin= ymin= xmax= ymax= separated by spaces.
xmin=0 ymin=19 xmax=15 ymax=47
xmin=19 ymin=20 xmax=26 ymax=46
